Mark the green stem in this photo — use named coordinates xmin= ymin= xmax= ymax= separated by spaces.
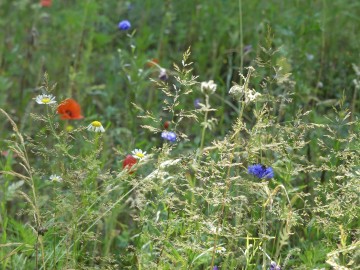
xmin=199 ymin=95 xmax=210 ymax=151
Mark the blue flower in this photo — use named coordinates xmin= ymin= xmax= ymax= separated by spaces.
xmin=269 ymin=261 xmax=281 ymax=270
xmin=248 ymin=164 xmax=274 ymax=179
xmin=161 ymin=131 xmax=177 ymax=143
xmin=118 ymin=20 xmax=131 ymax=30
xmin=213 ymin=266 xmax=219 ymax=270
xmin=194 ymin=98 xmax=201 ymax=109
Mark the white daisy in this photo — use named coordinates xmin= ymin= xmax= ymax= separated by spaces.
xmin=35 ymin=94 xmax=57 ymax=105
xmin=215 ymin=246 xmax=226 ymax=254
xmin=87 ymin=121 xmax=105 ymax=133
xmin=132 ymin=149 xmax=147 ymax=160
xmin=49 ymin=174 xmax=62 ymax=182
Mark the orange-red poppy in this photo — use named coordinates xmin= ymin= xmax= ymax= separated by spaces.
xmin=57 ymin=98 xmax=84 ymax=120
xmin=147 ymin=58 xmax=159 ymax=68
xmin=123 ymin=155 xmax=137 ymax=174
xmin=40 ymin=0 xmax=52 ymax=7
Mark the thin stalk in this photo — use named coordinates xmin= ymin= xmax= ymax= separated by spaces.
xmin=210 ymin=101 xmax=245 ymax=269
xmin=199 ymin=94 xmax=210 ymax=151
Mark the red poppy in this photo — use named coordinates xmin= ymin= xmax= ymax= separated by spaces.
xmin=147 ymin=58 xmax=159 ymax=68
xmin=123 ymin=155 xmax=137 ymax=174
xmin=40 ymin=0 xmax=52 ymax=7
xmin=163 ymin=121 xmax=170 ymax=130
xmin=57 ymin=98 xmax=84 ymax=120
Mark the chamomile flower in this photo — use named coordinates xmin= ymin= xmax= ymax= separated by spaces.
xmin=49 ymin=174 xmax=62 ymax=182
xmin=87 ymin=121 xmax=105 ymax=133
xmin=132 ymin=149 xmax=147 ymax=160
xmin=215 ymin=246 xmax=226 ymax=254
xmin=35 ymin=94 xmax=56 ymax=105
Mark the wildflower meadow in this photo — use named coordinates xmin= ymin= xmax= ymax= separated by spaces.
xmin=1 ymin=1 xmax=359 ymax=269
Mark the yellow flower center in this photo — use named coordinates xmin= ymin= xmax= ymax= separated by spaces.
xmin=66 ymin=125 xmax=74 ymax=132
xmin=41 ymin=97 xmax=51 ymax=103
xmin=91 ymin=121 xmax=102 ymax=127
xmin=135 ymin=152 xmax=145 ymax=158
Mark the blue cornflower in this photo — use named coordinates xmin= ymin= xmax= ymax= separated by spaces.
xmin=269 ymin=261 xmax=281 ymax=270
xmin=248 ymin=164 xmax=274 ymax=179
xmin=118 ymin=20 xmax=131 ymax=30
xmin=161 ymin=131 xmax=177 ymax=143
xmin=194 ymin=98 xmax=201 ymax=109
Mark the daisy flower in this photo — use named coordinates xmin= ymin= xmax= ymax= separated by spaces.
xmin=35 ymin=94 xmax=56 ymax=105
xmin=87 ymin=121 xmax=105 ymax=133
xmin=131 ymin=149 xmax=147 ymax=160
xmin=49 ymin=174 xmax=62 ymax=182
xmin=215 ymin=246 xmax=226 ymax=254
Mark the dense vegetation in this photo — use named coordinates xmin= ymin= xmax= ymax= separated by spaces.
xmin=0 ymin=0 xmax=359 ymax=269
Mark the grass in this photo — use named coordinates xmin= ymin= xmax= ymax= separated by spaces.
xmin=0 ymin=0 xmax=359 ymax=269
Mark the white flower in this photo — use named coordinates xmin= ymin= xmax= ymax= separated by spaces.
xmin=215 ymin=246 xmax=226 ymax=254
xmin=208 ymin=223 xmax=222 ymax=234
xmin=245 ymin=90 xmax=261 ymax=103
xmin=132 ymin=149 xmax=147 ymax=160
xmin=35 ymin=94 xmax=56 ymax=105
xmin=87 ymin=121 xmax=105 ymax=133
xmin=201 ymin=80 xmax=217 ymax=95
xmin=49 ymin=174 xmax=62 ymax=182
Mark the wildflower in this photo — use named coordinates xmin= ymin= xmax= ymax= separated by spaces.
xmin=40 ymin=0 xmax=52 ymax=7
xmin=194 ymin=98 xmax=201 ymax=109
xmin=215 ymin=247 xmax=226 ymax=254
xmin=132 ymin=149 xmax=147 ymax=160
xmin=49 ymin=174 xmax=62 ymax=182
xmin=269 ymin=261 xmax=281 ymax=270
xmin=87 ymin=121 xmax=105 ymax=133
xmin=159 ymin=68 xmax=168 ymax=81
xmin=57 ymin=98 xmax=84 ymax=120
xmin=306 ymin=53 xmax=314 ymax=61
xmin=229 ymin=83 xmax=261 ymax=103
xmin=161 ymin=131 xmax=177 ymax=143
xmin=118 ymin=20 xmax=131 ymax=30
xmin=248 ymin=164 xmax=274 ymax=179
xmin=243 ymin=44 xmax=253 ymax=54
xmin=208 ymin=223 xmax=222 ymax=234
xmin=213 ymin=266 xmax=219 ymax=270
xmin=201 ymin=80 xmax=217 ymax=95
xmin=35 ymin=94 xmax=56 ymax=105
xmin=147 ymin=58 xmax=159 ymax=68
xmin=123 ymin=154 xmax=137 ymax=173
xmin=66 ymin=125 xmax=74 ymax=132
xmin=163 ymin=121 xmax=170 ymax=130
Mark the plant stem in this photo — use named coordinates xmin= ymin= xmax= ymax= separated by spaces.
xmin=199 ymin=94 xmax=210 ymax=151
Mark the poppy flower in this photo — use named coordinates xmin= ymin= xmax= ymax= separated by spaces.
xmin=147 ymin=58 xmax=159 ymax=68
xmin=40 ymin=0 xmax=52 ymax=7
xmin=163 ymin=121 xmax=170 ymax=130
xmin=57 ymin=98 xmax=84 ymax=120
xmin=123 ymin=154 xmax=137 ymax=174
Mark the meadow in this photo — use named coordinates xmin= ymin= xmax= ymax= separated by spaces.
xmin=0 ymin=0 xmax=359 ymax=269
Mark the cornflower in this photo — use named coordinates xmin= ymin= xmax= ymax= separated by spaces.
xmin=248 ymin=164 xmax=274 ymax=179
xmin=118 ymin=20 xmax=131 ymax=30
xmin=161 ymin=131 xmax=177 ymax=143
